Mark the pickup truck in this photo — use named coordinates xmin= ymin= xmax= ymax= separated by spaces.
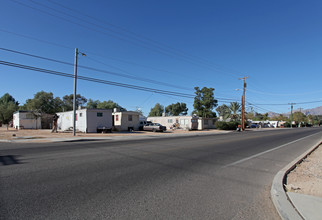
xmin=143 ymin=123 xmax=167 ymax=132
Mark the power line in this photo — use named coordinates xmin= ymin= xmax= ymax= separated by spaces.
xmin=12 ymin=0 xmax=241 ymax=79
xmin=0 ymin=47 xmax=240 ymax=102
xmin=0 ymin=47 xmax=192 ymax=91
xmin=46 ymin=0 xmax=242 ymax=77
xmin=0 ymin=29 xmax=188 ymax=77
xmin=0 ymin=60 xmax=195 ymax=98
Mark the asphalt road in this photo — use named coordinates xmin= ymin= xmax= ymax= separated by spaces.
xmin=1 ymin=128 xmax=321 ymax=220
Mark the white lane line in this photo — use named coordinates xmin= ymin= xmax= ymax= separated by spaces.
xmin=223 ymin=132 xmax=321 ymax=168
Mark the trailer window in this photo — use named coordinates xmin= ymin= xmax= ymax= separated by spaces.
xmin=168 ymin=119 xmax=173 ymax=123
xmin=128 ymin=115 xmax=132 ymax=121
xmin=97 ymin=112 xmax=103 ymax=117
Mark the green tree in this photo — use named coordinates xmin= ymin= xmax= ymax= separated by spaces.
xmin=252 ymin=112 xmax=269 ymax=121
xmin=86 ymin=99 xmax=100 ymax=109
xmin=165 ymin=102 xmax=188 ymax=116
xmin=293 ymin=112 xmax=307 ymax=125
xmin=0 ymin=93 xmax=19 ymax=128
xmin=229 ymin=102 xmax=241 ymax=121
xmin=216 ymin=104 xmax=231 ymax=120
xmin=62 ymin=94 xmax=87 ymax=111
xmin=148 ymin=103 xmax=164 ymax=117
xmin=271 ymin=114 xmax=288 ymax=121
xmin=22 ymin=91 xmax=62 ymax=114
xmin=97 ymin=100 xmax=126 ymax=111
xmin=192 ymin=87 xmax=217 ymax=118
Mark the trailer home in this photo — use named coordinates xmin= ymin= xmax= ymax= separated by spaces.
xmin=57 ymin=109 xmax=112 ymax=133
xmin=112 ymin=111 xmax=140 ymax=131
xmin=13 ymin=111 xmax=42 ymax=129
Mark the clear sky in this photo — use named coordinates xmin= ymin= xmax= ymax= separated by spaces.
xmin=1 ymin=0 xmax=322 ymax=116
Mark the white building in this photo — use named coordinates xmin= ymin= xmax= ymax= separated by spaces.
xmin=147 ymin=116 xmax=197 ymax=130
xmin=13 ymin=111 xmax=42 ymax=129
xmin=57 ymin=109 xmax=112 ymax=133
xmin=112 ymin=111 xmax=141 ymax=131
xmin=197 ymin=118 xmax=217 ymax=130
xmin=250 ymin=120 xmax=279 ymax=128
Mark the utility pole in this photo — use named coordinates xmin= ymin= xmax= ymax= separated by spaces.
xmin=72 ymin=48 xmax=86 ymax=136
xmin=239 ymin=76 xmax=249 ymax=131
xmin=73 ymin=48 xmax=78 ymax=136
xmin=288 ymin=103 xmax=296 ymax=128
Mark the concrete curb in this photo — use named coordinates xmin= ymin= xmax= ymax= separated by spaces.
xmin=271 ymin=139 xmax=322 ymax=220
xmin=0 ymin=130 xmax=232 ymax=143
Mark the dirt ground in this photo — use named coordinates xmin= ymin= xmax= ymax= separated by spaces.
xmin=286 ymin=144 xmax=322 ymax=198
xmin=0 ymin=126 xmax=225 ymax=141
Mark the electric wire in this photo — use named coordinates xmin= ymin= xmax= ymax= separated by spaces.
xmin=0 ymin=47 xmax=192 ymax=91
xmin=12 ymin=0 xmax=241 ymax=79
xmin=0 ymin=60 xmax=195 ymax=98
xmin=46 ymin=0 xmax=242 ymax=77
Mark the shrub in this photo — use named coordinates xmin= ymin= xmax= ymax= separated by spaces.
xmin=215 ymin=121 xmax=240 ymax=130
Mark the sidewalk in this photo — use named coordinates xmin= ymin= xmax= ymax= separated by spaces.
xmin=271 ymin=139 xmax=322 ymax=220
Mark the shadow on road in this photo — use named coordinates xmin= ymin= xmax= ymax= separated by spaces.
xmin=0 ymin=155 xmax=20 ymax=166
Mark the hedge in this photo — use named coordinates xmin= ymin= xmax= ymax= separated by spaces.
xmin=215 ymin=121 xmax=240 ymax=130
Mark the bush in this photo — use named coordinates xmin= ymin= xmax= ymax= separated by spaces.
xmin=215 ymin=121 xmax=240 ymax=130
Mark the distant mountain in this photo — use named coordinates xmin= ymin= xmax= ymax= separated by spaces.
xmin=275 ymin=106 xmax=322 ymax=117
xmin=267 ymin=112 xmax=280 ymax=118
xmin=301 ymin=106 xmax=322 ymax=115
xmin=267 ymin=106 xmax=322 ymax=118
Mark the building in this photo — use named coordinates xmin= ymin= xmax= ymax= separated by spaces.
xmin=250 ymin=120 xmax=279 ymax=128
xmin=13 ymin=111 xmax=42 ymax=129
xmin=57 ymin=109 xmax=112 ymax=133
xmin=147 ymin=116 xmax=217 ymax=130
xmin=112 ymin=111 xmax=141 ymax=131
xmin=197 ymin=118 xmax=217 ymax=130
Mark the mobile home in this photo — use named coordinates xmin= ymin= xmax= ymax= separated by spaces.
xmin=13 ymin=110 xmax=42 ymax=129
xmin=57 ymin=109 xmax=112 ymax=133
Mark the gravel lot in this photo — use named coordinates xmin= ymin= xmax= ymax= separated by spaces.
xmin=286 ymin=144 xmax=322 ymax=198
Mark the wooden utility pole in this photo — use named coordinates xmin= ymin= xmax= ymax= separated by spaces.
xmin=289 ymin=103 xmax=296 ymax=128
xmin=73 ymin=48 xmax=86 ymax=136
xmin=239 ymin=77 xmax=249 ymax=131
xmin=73 ymin=48 xmax=78 ymax=136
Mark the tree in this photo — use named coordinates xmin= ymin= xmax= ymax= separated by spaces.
xmin=216 ymin=104 xmax=231 ymax=120
xmin=0 ymin=93 xmax=19 ymax=128
xmin=97 ymin=100 xmax=126 ymax=111
xmin=148 ymin=103 xmax=164 ymax=117
xmin=22 ymin=91 xmax=62 ymax=114
xmin=192 ymin=87 xmax=217 ymax=118
xmin=86 ymin=99 xmax=100 ymax=109
xmin=293 ymin=112 xmax=307 ymax=125
xmin=229 ymin=102 xmax=241 ymax=121
xmin=271 ymin=114 xmax=288 ymax=121
xmin=165 ymin=102 xmax=188 ymax=116
xmin=62 ymin=94 xmax=87 ymax=111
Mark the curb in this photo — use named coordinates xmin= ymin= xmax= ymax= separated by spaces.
xmin=271 ymin=139 xmax=322 ymax=220
xmin=0 ymin=130 xmax=232 ymax=143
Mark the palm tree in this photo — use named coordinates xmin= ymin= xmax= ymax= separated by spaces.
xmin=230 ymin=102 xmax=241 ymax=121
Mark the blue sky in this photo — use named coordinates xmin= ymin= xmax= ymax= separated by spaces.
xmin=1 ymin=0 xmax=322 ymax=116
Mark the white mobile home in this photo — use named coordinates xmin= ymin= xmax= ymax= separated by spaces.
xmin=197 ymin=118 xmax=217 ymax=130
xmin=13 ymin=111 xmax=42 ymax=129
xmin=112 ymin=111 xmax=140 ymax=131
xmin=57 ymin=109 xmax=112 ymax=133
xmin=147 ymin=116 xmax=199 ymax=130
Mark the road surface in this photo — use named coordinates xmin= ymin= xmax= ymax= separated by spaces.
xmin=1 ymin=127 xmax=321 ymax=219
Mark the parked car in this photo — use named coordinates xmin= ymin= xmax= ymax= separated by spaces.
xmin=143 ymin=123 xmax=166 ymax=132
xmin=139 ymin=121 xmax=152 ymax=130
